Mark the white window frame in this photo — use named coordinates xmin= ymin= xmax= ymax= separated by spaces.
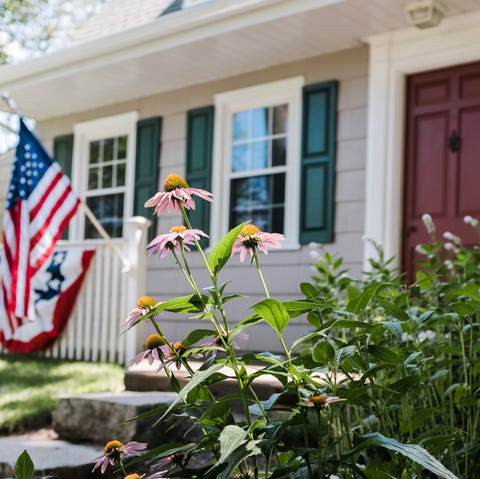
xmin=70 ymin=111 xmax=138 ymax=240
xmin=211 ymin=76 xmax=304 ymax=249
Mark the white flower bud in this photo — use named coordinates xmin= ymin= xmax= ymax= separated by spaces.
xmin=444 ymin=260 xmax=454 ymax=270
xmin=421 ymin=213 xmax=435 ymax=235
xmin=415 ymin=244 xmax=428 ymax=255
xmin=443 ymin=231 xmax=461 ymax=245
xmin=464 ymin=215 xmax=479 ymax=227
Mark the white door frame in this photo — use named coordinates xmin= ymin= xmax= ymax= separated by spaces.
xmin=363 ymin=10 xmax=480 ymax=268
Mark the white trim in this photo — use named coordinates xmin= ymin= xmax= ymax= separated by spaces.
xmin=0 ymin=0 xmax=343 ymax=91
xmin=71 ymin=111 xmax=138 ymax=239
xmin=212 ymin=76 xmax=304 ymax=248
xmin=364 ymin=10 xmax=480 ymax=268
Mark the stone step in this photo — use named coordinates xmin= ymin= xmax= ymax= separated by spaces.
xmin=125 ymin=360 xmax=283 ymax=400
xmin=52 ymin=391 xmax=181 ymax=446
xmin=0 ymin=429 xmax=112 ymax=479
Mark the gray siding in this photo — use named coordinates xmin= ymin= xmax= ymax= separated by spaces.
xmin=38 ymin=46 xmax=368 ymax=352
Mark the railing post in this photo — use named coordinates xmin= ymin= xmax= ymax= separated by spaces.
xmin=123 ymin=216 xmax=151 ymax=363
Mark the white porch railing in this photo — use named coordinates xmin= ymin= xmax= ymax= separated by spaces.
xmin=0 ymin=216 xmax=150 ymax=366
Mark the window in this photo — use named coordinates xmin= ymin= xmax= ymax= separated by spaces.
xmin=212 ymin=77 xmax=304 ymax=248
xmin=72 ymin=112 xmax=138 ymax=240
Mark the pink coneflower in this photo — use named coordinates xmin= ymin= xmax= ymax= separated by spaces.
xmin=232 ymin=225 xmax=284 ymax=262
xmin=157 ymin=342 xmax=195 ymax=371
xmin=129 ymin=334 xmax=169 ymax=366
xmin=299 ymin=394 xmax=345 ymax=409
xmin=92 ymin=440 xmax=147 ymax=474
xmin=122 ymin=296 xmax=159 ymax=331
xmin=145 ymin=174 xmax=213 ymax=214
xmin=146 ymin=225 xmax=208 ymax=257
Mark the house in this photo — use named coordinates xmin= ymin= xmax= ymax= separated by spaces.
xmin=1 ymin=0 xmax=480 ymax=354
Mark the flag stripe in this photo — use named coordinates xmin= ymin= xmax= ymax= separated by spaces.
xmin=0 ymin=118 xmax=81 ymax=326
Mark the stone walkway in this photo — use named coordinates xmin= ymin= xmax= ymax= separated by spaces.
xmin=0 ymin=429 xmax=105 ymax=478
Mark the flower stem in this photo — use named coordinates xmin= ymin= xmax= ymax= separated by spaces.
xmin=254 ymin=250 xmax=270 ymax=298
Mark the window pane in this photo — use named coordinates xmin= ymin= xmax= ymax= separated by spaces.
xmin=233 ymin=111 xmax=249 ymax=141
xmin=88 ymin=168 xmax=99 ymax=190
xmin=103 ymin=138 xmax=114 ymax=163
xmin=229 ymin=173 xmax=285 ymax=233
xmin=272 ymin=138 xmax=286 ymax=167
xmin=89 ymin=141 xmax=100 ymax=164
xmin=273 ymin=104 xmax=288 ymax=134
xmin=117 ymin=162 xmax=126 ymax=186
xmin=251 ymin=140 xmax=268 ymax=170
xmin=252 ymin=108 xmax=268 ymax=138
xmin=232 ymin=144 xmax=248 ymax=173
xmin=84 ymin=193 xmax=124 ymax=239
xmin=117 ymin=135 xmax=127 ymax=159
xmin=102 ymin=165 xmax=113 ymax=188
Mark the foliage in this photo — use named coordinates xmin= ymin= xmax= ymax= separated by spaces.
xmin=14 ymin=450 xmax=34 ymax=479
xmin=94 ymin=176 xmax=476 ymax=479
xmin=0 ymin=0 xmax=104 ymax=64
xmin=0 ymin=354 xmax=124 ymax=433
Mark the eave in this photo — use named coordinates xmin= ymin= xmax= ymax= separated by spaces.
xmin=0 ymin=0 xmax=478 ymax=120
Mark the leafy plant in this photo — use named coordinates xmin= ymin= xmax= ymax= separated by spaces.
xmin=95 ymin=175 xmax=465 ymax=479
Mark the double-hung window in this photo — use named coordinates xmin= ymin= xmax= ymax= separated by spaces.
xmin=212 ymin=77 xmax=304 ymax=248
xmin=72 ymin=112 xmax=138 ymax=240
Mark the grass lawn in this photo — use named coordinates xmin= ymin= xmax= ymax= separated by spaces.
xmin=0 ymin=354 xmax=125 ymax=434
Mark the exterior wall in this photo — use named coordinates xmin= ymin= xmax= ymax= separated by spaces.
xmin=38 ymin=45 xmax=369 ymax=351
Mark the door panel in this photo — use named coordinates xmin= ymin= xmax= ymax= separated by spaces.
xmin=413 ymin=113 xmax=449 ymax=218
xmin=458 ymin=106 xmax=480 ymax=216
xmin=403 ymin=61 xmax=480 ymax=281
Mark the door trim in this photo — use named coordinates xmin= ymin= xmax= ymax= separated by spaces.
xmin=363 ymin=10 xmax=480 ymax=269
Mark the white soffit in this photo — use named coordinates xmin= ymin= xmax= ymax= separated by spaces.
xmin=1 ymin=0 xmax=480 ymax=119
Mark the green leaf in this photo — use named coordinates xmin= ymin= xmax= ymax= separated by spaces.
xmin=200 ymin=399 xmax=231 ymax=427
xmin=181 ymin=329 xmax=215 ymax=347
xmin=253 ymin=298 xmax=290 ymax=333
xmin=160 ymin=363 xmax=224 ymax=419
xmin=451 ymin=302 xmax=477 ymax=315
xmin=346 ymin=283 xmax=379 ymax=314
xmin=208 ymin=222 xmax=248 ymax=275
xmin=218 ymin=425 xmax=249 ymax=463
xmin=312 ymin=341 xmax=335 ymax=363
xmin=14 ymin=450 xmax=34 ymax=479
xmin=157 ymin=294 xmax=208 ymax=313
xmin=389 ymin=375 xmax=422 ymax=394
xmin=281 ymin=300 xmax=318 ymax=317
xmin=376 ymin=298 xmax=409 ymax=321
xmin=360 ymin=432 xmax=459 ymax=479
xmin=300 ymin=282 xmax=318 ymax=299
xmin=368 ymin=345 xmax=399 ymax=363
xmin=122 ymin=294 xmax=209 ymax=332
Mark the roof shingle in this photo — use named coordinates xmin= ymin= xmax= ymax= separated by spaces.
xmin=71 ymin=0 xmax=212 ymax=44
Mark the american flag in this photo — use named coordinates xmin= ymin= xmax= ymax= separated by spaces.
xmin=1 ymin=118 xmax=80 ymax=334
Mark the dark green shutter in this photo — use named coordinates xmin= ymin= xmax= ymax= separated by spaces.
xmin=54 ymin=134 xmax=73 ymax=177
xmin=134 ymin=117 xmax=162 ymax=241
xmin=185 ymin=106 xmax=214 ymax=247
xmin=54 ymin=134 xmax=74 ymax=239
xmin=299 ymin=81 xmax=338 ymax=244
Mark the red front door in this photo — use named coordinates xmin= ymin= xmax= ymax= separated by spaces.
xmin=403 ymin=61 xmax=480 ymax=280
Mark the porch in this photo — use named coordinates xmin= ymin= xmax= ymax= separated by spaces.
xmin=0 ymin=216 xmax=150 ymax=365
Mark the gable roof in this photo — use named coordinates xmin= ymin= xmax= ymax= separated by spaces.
xmin=72 ymin=0 xmax=212 ymax=44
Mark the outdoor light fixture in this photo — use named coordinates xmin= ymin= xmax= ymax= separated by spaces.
xmin=405 ymin=0 xmax=445 ymax=29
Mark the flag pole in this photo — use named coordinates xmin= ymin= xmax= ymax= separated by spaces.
xmin=81 ymin=201 xmax=131 ymax=272
xmin=0 ymin=120 xmax=17 ymax=135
